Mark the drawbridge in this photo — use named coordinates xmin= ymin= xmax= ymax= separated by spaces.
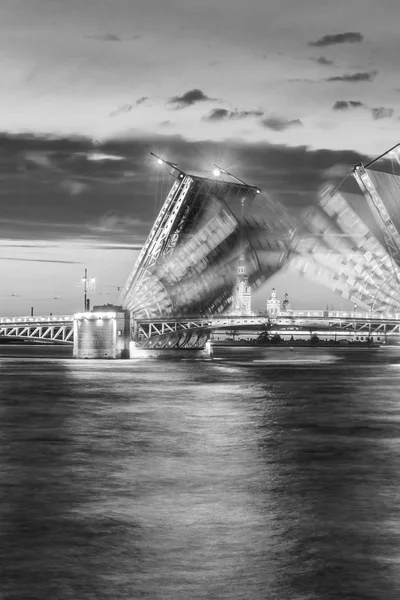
xmin=119 ymin=154 xmax=294 ymax=350
xmin=288 ymin=143 xmax=400 ymax=315
xmin=4 ymin=144 xmax=400 ymax=355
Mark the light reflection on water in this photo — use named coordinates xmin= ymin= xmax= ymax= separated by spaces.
xmin=1 ymin=345 xmax=400 ymax=598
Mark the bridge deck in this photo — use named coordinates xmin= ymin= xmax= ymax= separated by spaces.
xmin=1 ymin=311 xmax=400 ymax=344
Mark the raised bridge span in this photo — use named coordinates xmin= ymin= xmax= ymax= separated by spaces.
xmin=4 ymin=145 xmax=400 ymax=357
xmin=2 ymin=312 xmax=400 ymax=346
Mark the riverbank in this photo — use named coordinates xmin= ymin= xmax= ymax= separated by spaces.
xmin=213 ymin=340 xmax=382 ymax=348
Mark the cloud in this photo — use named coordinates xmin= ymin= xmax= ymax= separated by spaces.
xmin=0 ymin=257 xmax=82 ymax=264
xmin=168 ymin=89 xmax=214 ymax=109
xmin=371 ymin=107 xmax=394 ymax=120
xmin=85 ymin=153 xmax=125 ymax=162
xmin=333 ymin=100 xmax=365 ymax=110
xmin=326 ymin=71 xmax=377 ymax=83
xmin=92 ymin=244 xmax=143 ymax=251
xmin=85 ymin=33 xmax=122 ymax=42
xmin=109 ymin=96 xmax=149 ymax=118
xmin=203 ymin=108 xmax=264 ymax=122
xmin=287 ymin=78 xmax=319 ymax=84
xmin=261 ymin=116 xmax=303 ymax=131
xmin=323 ymin=163 xmax=351 ymax=179
xmin=0 ymin=130 xmax=372 ymax=245
xmin=309 ymin=32 xmax=364 ymax=47
xmin=24 ymin=151 xmax=54 ymax=167
xmin=313 ymin=56 xmax=335 ymax=66
xmin=58 ymin=180 xmax=89 ymax=196
xmin=89 ymin=212 xmax=144 ymax=234
xmin=136 ymin=96 xmax=148 ymax=105
xmin=332 ymin=101 xmax=394 ymax=120
xmin=203 ymin=108 xmax=230 ymax=121
xmin=109 ymin=104 xmax=133 ymax=118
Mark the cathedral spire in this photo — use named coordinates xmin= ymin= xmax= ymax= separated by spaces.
xmin=230 ymin=254 xmax=252 ymax=316
xmin=282 ymin=292 xmax=291 ymax=312
xmin=266 ymin=286 xmax=281 ymax=316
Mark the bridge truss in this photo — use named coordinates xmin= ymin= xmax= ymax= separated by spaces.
xmin=288 ymin=143 xmax=400 ymax=313
xmin=119 ymin=157 xmax=294 ymax=326
xmin=2 ymin=312 xmax=400 ymax=347
xmin=0 ymin=316 xmax=74 ymax=344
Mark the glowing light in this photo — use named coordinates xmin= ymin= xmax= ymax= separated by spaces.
xmin=157 ymin=158 xmax=163 ymax=165
xmin=86 ymin=153 xmax=124 ymax=162
xmin=256 ymin=189 xmax=261 ymax=194
xmin=213 ymin=168 xmax=221 ymax=177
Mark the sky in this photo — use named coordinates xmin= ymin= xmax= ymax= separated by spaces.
xmin=1 ymin=0 xmax=400 ymax=315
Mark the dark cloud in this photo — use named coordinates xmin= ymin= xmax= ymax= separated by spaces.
xmin=371 ymin=107 xmax=394 ymax=120
xmin=110 ymin=105 xmax=133 ymax=117
xmin=333 ymin=100 xmax=365 ymax=110
xmin=203 ymin=108 xmax=264 ymax=122
xmin=287 ymin=78 xmax=319 ymax=83
xmin=0 ymin=131 xmax=372 ymax=245
xmin=204 ymin=108 xmax=230 ymax=121
xmin=309 ymin=32 xmax=364 ymax=47
xmin=332 ymin=101 xmax=394 ymax=120
xmin=168 ymin=89 xmax=214 ymax=109
xmin=85 ymin=33 xmax=122 ymax=42
xmin=261 ymin=117 xmax=303 ymax=131
xmin=313 ymin=56 xmax=335 ymax=66
xmin=109 ymin=97 xmax=148 ymax=118
xmin=0 ymin=257 xmax=82 ymax=264
xmin=93 ymin=245 xmax=143 ymax=251
xmin=0 ymin=244 xmax=59 ymax=248
xmin=326 ymin=71 xmax=377 ymax=83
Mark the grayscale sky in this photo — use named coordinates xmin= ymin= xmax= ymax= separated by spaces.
xmin=1 ymin=0 xmax=399 ymax=314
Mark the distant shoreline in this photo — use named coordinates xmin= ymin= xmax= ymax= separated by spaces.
xmin=213 ymin=341 xmax=382 ymax=348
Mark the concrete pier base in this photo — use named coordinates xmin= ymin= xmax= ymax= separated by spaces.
xmin=73 ymin=311 xmax=130 ymax=359
xmin=73 ymin=310 xmax=213 ymax=360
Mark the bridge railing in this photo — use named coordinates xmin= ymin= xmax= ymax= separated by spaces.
xmin=0 ymin=315 xmax=73 ymax=324
xmin=277 ymin=310 xmax=400 ymax=320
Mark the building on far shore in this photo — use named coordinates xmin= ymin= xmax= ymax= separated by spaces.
xmin=230 ymin=255 xmax=253 ymax=316
xmin=266 ymin=287 xmax=280 ymax=317
xmin=282 ymin=292 xmax=292 ymax=312
xmin=266 ymin=288 xmax=292 ymax=316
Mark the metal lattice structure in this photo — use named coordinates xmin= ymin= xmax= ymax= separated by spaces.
xmin=120 ymin=160 xmax=294 ymax=321
xmin=288 ymin=143 xmax=400 ymax=313
xmin=0 ymin=316 xmax=73 ymax=344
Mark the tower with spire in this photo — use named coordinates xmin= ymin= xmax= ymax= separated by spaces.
xmin=282 ymin=292 xmax=292 ymax=312
xmin=266 ymin=287 xmax=281 ymax=317
xmin=230 ymin=255 xmax=252 ymax=315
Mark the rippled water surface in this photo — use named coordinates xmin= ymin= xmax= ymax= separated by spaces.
xmin=1 ymin=345 xmax=400 ymax=599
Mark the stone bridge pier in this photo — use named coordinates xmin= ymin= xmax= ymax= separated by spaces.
xmin=72 ymin=311 xmax=213 ymax=359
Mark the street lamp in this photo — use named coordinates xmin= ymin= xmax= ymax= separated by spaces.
xmin=82 ymin=269 xmax=95 ymax=312
xmin=212 ymin=164 xmax=261 ymax=194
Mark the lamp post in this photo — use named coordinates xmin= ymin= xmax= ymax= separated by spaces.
xmin=82 ymin=269 xmax=95 ymax=312
xmin=212 ymin=164 xmax=261 ymax=194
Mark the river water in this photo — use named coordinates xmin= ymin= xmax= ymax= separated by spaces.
xmin=1 ymin=345 xmax=400 ymax=599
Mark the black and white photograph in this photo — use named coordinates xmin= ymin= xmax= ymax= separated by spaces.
xmin=1 ymin=1 xmax=400 ymax=598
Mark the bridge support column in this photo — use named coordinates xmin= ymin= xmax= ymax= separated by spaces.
xmin=73 ymin=311 xmax=130 ymax=359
